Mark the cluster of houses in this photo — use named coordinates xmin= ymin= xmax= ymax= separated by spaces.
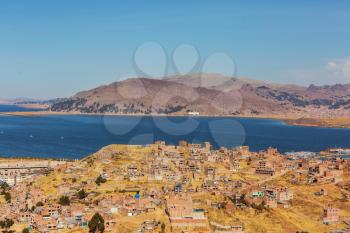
xmin=1 ymin=183 xmax=160 ymax=232
xmin=0 ymin=160 xmax=65 ymax=186
xmin=166 ymin=194 xmax=210 ymax=231
xmin=1 ymin=142 xmax=350 ymax=232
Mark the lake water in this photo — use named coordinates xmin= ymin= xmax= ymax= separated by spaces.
xmin=1 ymin=106 xmax=350 ymax=159
xmin=0 ymin=104 xmax=42 ymax=112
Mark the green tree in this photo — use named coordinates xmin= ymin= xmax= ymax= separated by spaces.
xmin=78 ymin=189 xmax=88 ymax=199
xmin=161 ymin=222 xmax=165 ymax=233
xmin=0 ymin=218 xmax=14 ymax=233
xmin=36 ymin=201 xmax=44 ymax=207
xmin=95 ymin=175 xmax=106 ymax=186
xmin=22 ymin=228 xmax=30 ymax=233
xmin=88 ymin=213 xmax=105 ymax=233
xmin=58 ymin=196 xmax=70 ymax=206
xmin=4 ymin=192 xmax=11 ymax=203
xmin=0 ymin=182 xmax=9 ymax=193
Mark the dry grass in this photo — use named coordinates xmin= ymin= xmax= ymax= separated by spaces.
xmin=286 ymin=117 xmax=350 ymax=128
xmin=27 ymin=145 xmax=350 ymax=233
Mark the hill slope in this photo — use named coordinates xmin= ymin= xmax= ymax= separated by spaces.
xmin=50 ymin=74 xmax=350 ymax=117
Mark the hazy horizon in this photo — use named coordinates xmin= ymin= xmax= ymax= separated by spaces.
xmin=2 ymin=72 xmax=349 ymax=101
xmin=1 ymin=1 xmax=350 ymax=99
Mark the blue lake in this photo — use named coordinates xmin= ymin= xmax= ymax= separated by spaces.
xmin=0 ymin=108 xmax=350 ymax=159
xmin=0 ymin=104 xmax=42 ymax=112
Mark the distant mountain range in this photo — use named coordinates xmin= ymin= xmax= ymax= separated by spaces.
xmin=47 ymin=73 xmax=350 ymax=117
xmin=0 ymin=98 xmax=66 ymax=106
xmin=0 ymin=98 xmax=48 ymax=105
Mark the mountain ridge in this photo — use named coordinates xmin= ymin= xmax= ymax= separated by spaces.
xmin=50 ymin=73 xmax=350 ymax=117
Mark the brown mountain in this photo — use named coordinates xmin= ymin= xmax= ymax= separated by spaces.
xmin=50 ymin=74 xmax=350 ymax=117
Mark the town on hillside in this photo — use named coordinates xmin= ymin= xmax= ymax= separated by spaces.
xmin=1 ymin=142 xmax=350 ymax=233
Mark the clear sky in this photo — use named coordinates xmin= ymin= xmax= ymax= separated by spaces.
xmin=1 ymin=0 xmax=350 ymax=99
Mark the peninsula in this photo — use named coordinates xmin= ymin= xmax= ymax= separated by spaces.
xmin=2 ymin=74 xmax=350 ymax=128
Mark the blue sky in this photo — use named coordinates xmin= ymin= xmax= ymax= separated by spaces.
xmin=1 ymin=0 xmax=350 ymax=99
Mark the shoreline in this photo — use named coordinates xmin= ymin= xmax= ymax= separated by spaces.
xmin=0 ymin=156 xmax=70 ymax=162
xmin=1 ymin=110 xmax=350 ymax=128
xmin=0 ymin=142 xmax=347 ymax=161
xmin=0 ymin=110 xmax=295 ymax=120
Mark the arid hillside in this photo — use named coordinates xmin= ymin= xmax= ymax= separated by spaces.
xmin=50 ymin=73 xmax=350 ymax=118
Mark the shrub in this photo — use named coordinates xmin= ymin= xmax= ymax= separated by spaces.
xmin=4 ymin=192 xmax=11 ymax=203
xmin=95 ymin=175 xmax=107 ymax=186
xmin=58 ymin=196 xmax=70 ymax=206
xmin=0 ymin=218 xmax=14 ymax=233
xmin=36 ymin=201 xmax=44 ymax=207
xmin=78 ymin=189 xmax=88 ymax=199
